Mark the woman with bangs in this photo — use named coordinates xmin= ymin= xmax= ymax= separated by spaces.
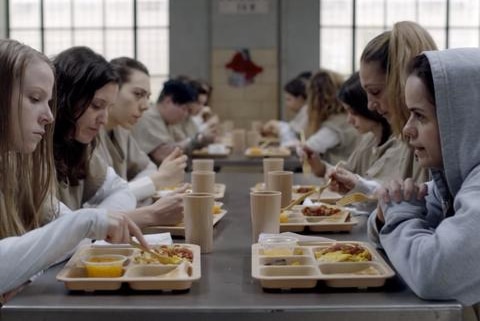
xmin=0 ymin=40 xmax=146 ymax=302
xmin=300 ymin=68 xmax=358 ymax=166
xmin=53 ymin=47 xmax=184 ymax=229
xmin=327 ymin=21 xmax=435 ymax=195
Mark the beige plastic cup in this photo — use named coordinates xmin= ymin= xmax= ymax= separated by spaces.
xmin=250 ymin=191 xmax=281 ymax=243
xmin=183 ymin=193 xmax=215 ymax=253
xmin=232 ymin=129 xmax=246 ymax=154
xmin=263 ymin=158 xmax=284 ymax=186
xmin=267 ymin=170 xmax=293 ymax=208
xmin=251 ymin=120 xmax=263 ymax=133
xmin=192 ymin=159 xmax=214 ymax=172
xmin=246 ymin=130 xmax=260 ymax=148
xmin=191 ymin=171 xmax=215 ymax=193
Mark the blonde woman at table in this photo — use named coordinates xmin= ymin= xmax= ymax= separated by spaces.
xmin=368 ymin=49 xmax=480 ymax=319
xmin=53 ymin=47 xmax=183 ymax=227
xmin=327 ymin=21 xmax=434 ymax=195
xmin=0 ymin=40 xmax=147 ymax=302
xmin=305 ymin=72 xmax=392 ymax=179
xmin=94 ymin=57 xmax=187 ymax=202
xmin=301 ymin=68 xmax=358 ymax=165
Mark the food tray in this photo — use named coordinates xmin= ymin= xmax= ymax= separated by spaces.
xmin=250 ymin=184 xmax=341 ymax=204
xmin=143 ymin=203 xmax=227 ymax=237
xmin=291 ymin=185 xmax=342 ymax=203
xmin=245 ymin=147 xmax=291 ymax=158
xmin=192 ymin=147 xmax=230 ymax=158
xmin=280 ymin=203 xmax=357 ymax=233
xmin=57 ymin=244 xmax=201 ymax=292
xmin=153 ymin=183 xmax=226 ymax=200
xmin=252 ymin=241 xmax=395 ymax=290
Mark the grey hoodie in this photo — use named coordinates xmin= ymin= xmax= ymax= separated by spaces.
xmin=371 ymin=48 xmax=480 ymax=305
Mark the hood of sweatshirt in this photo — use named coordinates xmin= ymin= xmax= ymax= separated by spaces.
xmin=424 ymin=48 xmax=480 ymax=197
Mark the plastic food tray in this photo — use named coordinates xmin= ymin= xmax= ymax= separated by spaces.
xmin=252 ymin=241 xmax=395 ymax=290
xmin=251 ymin=184 xmax=342 ymax=203
xmin=143 ymin=207 xmax=227 ymax=236
xmin=281 ymin=204 xmax=357 ymax=233
xmin=153 ymin=183 xmax=226 ymax=200
xmin=192 ymin=147 xmax=230 ymax=158
xmin=245 ymin=147 xmax=291 ymax=158
xmin=57 ymin=244 xmax=201 ymax=292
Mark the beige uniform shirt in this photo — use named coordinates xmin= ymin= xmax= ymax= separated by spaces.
xmin=131 ymin=105 xmax=176 ymax=154
xmin=97 ymin=127 xmax=152 ymax=181
xmin=321 ymin=114 xmax=359 ymax=165
xmin=344 ymin=132 xmax=378 ymax=176
xmin=57 ymin=152 xmax=107 ymax=210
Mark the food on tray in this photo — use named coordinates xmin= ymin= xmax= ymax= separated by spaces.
xmin=302 ymin=204 xmax=342 ymax=217
xmin=133 ymin=245 xmax=193 ymax=265
xmin=248 ymin=147 xmax=263 ymax=155
xmin=212 ymin=204 xmax=223 ymax=214
xmin=315 ymin=243 xmax=372 ymax=262
xmin=82 ymin=254 xmax=127 ymax=278
xmin=279 ymin=211 xmax=289 ymax=223
xmin=293 ymin=186 xmax=316 ymax=193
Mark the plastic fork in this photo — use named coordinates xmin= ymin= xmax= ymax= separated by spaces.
xmin=335 ymin=192 xmax=377 ymax=207
xmin=129 ymin=239 xmax=180 ymax=265
xmin=283 ymin=178 xmax=332 ymax=211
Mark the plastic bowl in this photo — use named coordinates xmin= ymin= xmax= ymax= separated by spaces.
xmin=82 ymin=254 xmax=127 ymax=278
xmin=260 ymin=236 xmax=298 ymax=256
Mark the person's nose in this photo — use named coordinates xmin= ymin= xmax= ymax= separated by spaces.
xmin=40 ymin=103 xmax=54 ymax=125
xmin=98 ymin=109 xmax=108 ymax=125
xmin=403 ymin=115 xmax=417 ymax=142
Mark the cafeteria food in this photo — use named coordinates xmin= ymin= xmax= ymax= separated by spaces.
xmin=248 ymin=147 xmax=263 ymax=155
xmin=302 ymin=204 xmax=341 ymax=217
xmin=83 ymin=254 xmax=127 ymax=278
xmin=279 ymin=211 xmax=289 ymax=223
xmin=315 ymin=243 xmax=372 ymax=262
xmin=212 ymin=204 xmax=222 ymax=214
xmin=133 ymin=245 xmax=194 ymax=265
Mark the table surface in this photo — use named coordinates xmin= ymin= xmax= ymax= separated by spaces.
xmin=0 ymin=173 xmax=462 ymax=321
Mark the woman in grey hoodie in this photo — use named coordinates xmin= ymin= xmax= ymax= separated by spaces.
xmin=369 ymin=47 xmax=480 ymax=308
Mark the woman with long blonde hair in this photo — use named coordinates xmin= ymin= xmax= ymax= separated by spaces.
xmin=0 ymin=39 xmax=147 ymax=302
xmin=328 ymin=21 xmax=436 ymax=194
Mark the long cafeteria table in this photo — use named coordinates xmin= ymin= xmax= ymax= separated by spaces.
xmin=0 ymin=172 xmax=462 ymax=321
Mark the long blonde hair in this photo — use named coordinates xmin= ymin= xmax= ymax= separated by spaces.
xmin=0 ymin=39 xmax=56 ymax=238
xmin=360 ymin=21 xmax=438 ymax=136
xmin=306 ymin=69 xmax=344 ymax=138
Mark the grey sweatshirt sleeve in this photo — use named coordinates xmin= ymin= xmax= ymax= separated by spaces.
xmin=378 ymin=181 xmax=480 ymax=305
xmin=0 ymin=207 xmax=108 ymax=295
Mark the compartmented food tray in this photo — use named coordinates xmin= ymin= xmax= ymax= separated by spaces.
xmin=57 ymin=244 xmax=201 ymax=292
xmin=154 ymin=183 xmax=226 ymax=200
xmin=245 ymin=147 xmax=291 ymax=158
xmin=251 ymin=184 xmax=342 ymax=203
xmin=252 ymin=241 xmax=395 ymax=290
xmin=192 ymin=147 xmax=230 ymax=158
xmin=280 ymin=203 xmax=357 ymax=233
xmin=143 ymin=203 xmax=227 ymax=236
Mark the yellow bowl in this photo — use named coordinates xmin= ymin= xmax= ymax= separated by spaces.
xmin=82 ymin=254 xmax=127 ymax=278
